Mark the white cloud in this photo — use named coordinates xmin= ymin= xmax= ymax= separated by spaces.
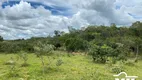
xmin=0 ymin=1 xmax=70 ymax=39
xmin=0 ymin=0 xmax=142 ymax=39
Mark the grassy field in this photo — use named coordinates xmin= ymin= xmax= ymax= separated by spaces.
xmin=0 ymin=51 xmax=142 ymax=80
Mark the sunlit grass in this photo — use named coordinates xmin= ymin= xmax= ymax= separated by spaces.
xmin=0 ymin=51 xmax=141 ymax=80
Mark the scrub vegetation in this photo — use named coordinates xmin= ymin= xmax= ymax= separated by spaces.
xmin=0 ymin=21 xmax=142 ymax=80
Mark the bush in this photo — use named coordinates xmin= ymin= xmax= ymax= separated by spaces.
xmin=89 ymin=44 xmax=115 ymax=63
xmin=106 ymin=57 xmax=117 ymax=66
xmin=65 ymin=38 xmax=88 ymax=52
xmin=18 ymin=51 xmax=29 ymax=67
xmin=34 ymin=41 xmax=54 ymax=74
xmin=125 ymin=60 xmax=135 ymax=66
xmin=0 ymin=41 xmax=34 ymax=53
xmin=0 ymin=42 xmax=21 ymax=53
xmin=34 ymin=41 xmax=54 ymax=56
xmin=56 ymin=59 xmax=63 ymax=66
xmin=89 ymin=42 xmax=128 ymax=63
xmin=111 ymin=66 xmax=124 ymax=74
xmin=0 ymin=36 xmax=3 ymax=41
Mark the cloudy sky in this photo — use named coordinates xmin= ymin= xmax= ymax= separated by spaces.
xmin=0 ymin=0 xmax=142 ymax=39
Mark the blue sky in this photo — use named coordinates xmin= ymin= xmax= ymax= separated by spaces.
xmin=0 ymin=0 xmax=142 ymax=39
xmin=2 ymin=1 xmax=72 ymax=16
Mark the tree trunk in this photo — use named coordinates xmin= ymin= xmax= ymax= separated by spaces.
xmin=47 ymin=57 xmax=51 ymax=66
xmin=40 ymin=56 xmax=45 ymax=74
xmin=135 ymin=45 xmax=139 ymax=62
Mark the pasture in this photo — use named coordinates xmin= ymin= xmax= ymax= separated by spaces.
xmin=0 ymin=51 xmax=141 ymax=80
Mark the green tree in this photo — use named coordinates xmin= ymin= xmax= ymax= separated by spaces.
xmin=34 ymin=41 xmax=54 ymax=74
xmin=65 ymin=38 xmax=88 ymax=52
xmin=133 ymin=38 xmax=142 ymax=61
xmin=89 ymin=44 xmax=114 ymax=63
xmin=54 ymin=30 xmax=61 ymax=37
xmin=0 ymin=36 xmax=3 ymax=41
xmin=18 ymin=51 xmax=29 ymax=67
xmin=130 ymin=21 xmax=142 ymax=37
xmin=89 ymin=43 xmax=127 ymax=63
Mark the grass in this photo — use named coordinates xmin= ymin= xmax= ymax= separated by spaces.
xmin=0 ymin=51 xmax=142 ymax=80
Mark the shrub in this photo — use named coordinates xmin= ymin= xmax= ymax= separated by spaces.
xmin=111 ymin=66 xmax=124 ymax=74
xmin=34 ymin=42 xmax=54 ymax=56
xmin=106 ymin=57 xmax=117 ymax=66
xmin=56 ymin=59 xmax=63 ymax=66
xmin=4 ymin=57 xmax=20 ymax=78
xmin=89 ymin=42 xmax=128 ymax=63
xmin=18 ymin=51 xmax=29 ymax=67
xmin=34 ymin=41 xmax=54 ymax=74
xmin=125 ymin=60 xmax=135 ymax=66
xmin=7 ymin=65 xmax=20 ymax=78
xmin=65 ymin=38 xmax=88 ymax=52
xmin=89 ymin=44 xmax=114 ymax=63
xmin=0 ymin=36 xmax=3 ymax=41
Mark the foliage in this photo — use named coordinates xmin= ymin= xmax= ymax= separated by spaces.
xmin=89 ymin=43 xmax=127 ymax=63
xmin=125 ymin=60 xmax=135 ymax=66
xmin=34 ymin=41 xmax=54 ymax=56
xmin=56 ymin=59 xmax=63 ymax=66
xmin=65 ymin=38 xmax=88 ymax=52
xmin=111 ymin=66 xmax=124 ymax=74
xmin=0 ymin=53 xmax=142 ymax=80
xmin=0 ymin=40 xmax=34 ymax=53
xmin=34 ymin=41 xmax=54 ymax=74
xmin=18 ymin=51 xmax=29 ymax=67
xmin=89 ymin=44 xmax=114 ymax=63
xmin=7 ymin=64 xmax=20 ymax=78
xmin=0 ymin=36 xmax=3 ymax=41
xmin=0 ymin=21 xmax=142 ymax=64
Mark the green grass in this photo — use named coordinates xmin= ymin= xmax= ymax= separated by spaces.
xmin=0 ymin=51 xmax=142 ymax=80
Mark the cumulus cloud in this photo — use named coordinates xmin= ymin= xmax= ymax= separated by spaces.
xmin=0 ymin=1 xmax=70 ymax=39
xmin=0 ymin=0 xmax=142 ymax=39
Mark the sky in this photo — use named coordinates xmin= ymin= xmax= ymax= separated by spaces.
xmin=0 ymin=0 xmax=142 ymax=40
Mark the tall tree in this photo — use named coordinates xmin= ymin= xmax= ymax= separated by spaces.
xmin=134 ymin=38 xmax=142 ymax=60
xmin=54 ymin=30 xmax=61 ymax=37
xmin=0 ymin=36 xmax=3 ymax=41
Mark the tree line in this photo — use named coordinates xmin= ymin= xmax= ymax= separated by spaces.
xmin=0 ymin=21 xmax=142 ymax=63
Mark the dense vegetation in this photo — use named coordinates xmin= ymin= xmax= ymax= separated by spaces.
xmin=0 ymin=21 xmax=142 ymax=79
xmin=0 ymin=21 xmax=142 ymax=61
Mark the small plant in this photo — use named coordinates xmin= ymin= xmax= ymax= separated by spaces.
xmin=34 ymin=41 xmax=54 ymax=74
xmin=18 ymin=51 xmax=29 ymax=67
xmin=5 ymin=57 xmax=20 ymax=78
xmin=111 ymin=66 xmax=124 ymax=74
xmin=125 ymin=60 xmax=135 ymax=66
xmin=111 ymin=61 xmax=125 ymax=74
xmin=106 ymin=57 xmax=117 ymax=67
xmin=4 ymin=57 xmax=15 ymax=65
xmin=7 ymin=64 xmax=19 ymax=77
xmin=56 ymin=59 xmax=63 ymax=66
